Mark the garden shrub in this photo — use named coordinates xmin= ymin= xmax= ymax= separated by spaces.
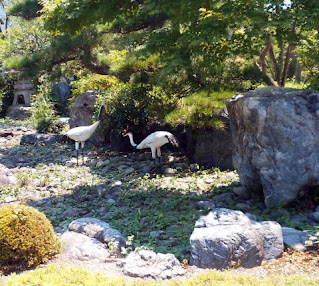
xmin=0 ymin=204 xmax=61 ymax=273
xmin=100 ymin=83 xmax=178 ymax=134
xmin=0 ymin=73 xmax=16 ymax=117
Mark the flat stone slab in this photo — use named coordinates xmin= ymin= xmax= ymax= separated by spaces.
xmin=60 ymin=231 xmax=110 ymax=261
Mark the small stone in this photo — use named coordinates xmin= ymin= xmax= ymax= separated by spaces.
xmin=123 ymin=167 xmax=135 ymax=175
xmin=98 ymin=206 xmax=109 ymax=216
xmin=235 ymin=202 xmax=250 ymax=211
xmin=96 ymin=159 xmax=110 ymax=168
xmin=189 ymin=163 xmax=200 ymax=172
xmin=196 ymin=201 xmax=215 ymax=210
xmin=142 ymin=166 xmax=152 ymax=173
xmin=282 ymin=227 xmax=313 ymax=251
xmin=59 ymin=208 xmax=80 ymax=219
xmin=150 ymin=230 xmax=165 ymax=239
xmin=107 ymin=199 xmax=116 ymax=204
xmin=225 ymin=171 xmax=237 ymax=180
xmin=311 ymin=211 xmax=319 ymax=223
xmin=111 ymin=180 xmax=122 ymax=187
xmin=232 ymin=186 xmax=251 ymax=200
xmin=163 ymin=168 xmax=177 ymax=177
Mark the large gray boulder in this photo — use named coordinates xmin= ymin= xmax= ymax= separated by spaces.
xmin=190 ymin=208 xmax=283 ymax=269
xmin=68 ymin=91 xmax=104 ymax=145
xmin=227 ymin=87 xmax=319 ymax=207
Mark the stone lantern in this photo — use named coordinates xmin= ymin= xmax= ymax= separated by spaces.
xmin=12 ymin=79 xmax=36 ymax=106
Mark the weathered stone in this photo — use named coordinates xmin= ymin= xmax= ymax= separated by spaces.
xmin=211 ymin=192 xmax=235 ymax=203
xmin=196 ymin=201 xmax=215 ymax=210
xmin=189 ymin=163 xmax=200 ymax=172
xmin=252 ymin=221 xmax=283 ymax=260
xmin=6 ymin=105 xmax=32 ymax=119
xmin=312 ymin=211 xmax=319 ymax=223
xmin=20 ymin=132 xmax=64 ymax=145
xmin=121 ymin=250 xmax=186 ymax=279
xmin=150 ymin=230 xmax=165 ymax=239
xmin=190 ymin=208 xmax=283 ymax=269
xmin=58 ymin=208 xmax=80 ymax=220
xmin=52 ymin=82 xmax=71 ymax=116
xmin=232 ymin=186 xmax=251 ymax=200
xmin=68 ymin=217 xmax=126 ymax=255
xmin=0 ymin=164 xmax=17 ymax=186
xmin=281 ymin=227 xmax=314 ymax=251
xmin=60 ymin=231 xmax=110 ymax=261
xmin=227 ymin=87 xmax=319 ymax=207
xmin=68 ymin=91 xmax=104 ymax=145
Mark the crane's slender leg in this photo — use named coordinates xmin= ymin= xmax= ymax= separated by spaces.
xmin=151 ymin=147 xmax=157 ymax=166
xmin=75 ymin=142 xmax=80 ymax=166
xmin=156 ymin=148 xmax=162 ymax=165
xmin=81 ymin=141 xmax=85 ymax=165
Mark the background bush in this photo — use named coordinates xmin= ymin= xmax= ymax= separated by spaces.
xmin=99 ymin=83 xmax=178 ymax=134
xmin=0 ymin=73 xmax=16 ymax=117
xmin=0 ymin=204 xmax=60 ymax=273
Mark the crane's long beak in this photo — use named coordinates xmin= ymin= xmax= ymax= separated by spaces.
xmin=123 ymin=133 xmax=128 ymax=137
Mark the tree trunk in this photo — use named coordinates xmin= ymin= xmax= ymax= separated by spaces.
xmin=294 ymin=55 xmax=302 ymax=83
xmin=281 ymin=43 xmax=294 ymax=87
xmin=258 ymin=35 xmax=279 ymax=86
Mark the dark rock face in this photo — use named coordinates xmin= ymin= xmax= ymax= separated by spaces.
xmin=227 ymin=87 xmax=319 ymax=207
xmin=52 ymin=82 xmax=71 ymax=116
xmin=147 ymin=121 xmax=234 ymax=170
xmin=193 ymin=128 xmax=233 ymax=170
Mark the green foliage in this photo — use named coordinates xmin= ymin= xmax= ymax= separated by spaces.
xmin=29 ymin=76 xmax=65 ymax=133
xmin=70 ymin=74 xmax=120 ymax=98
xmin=101 ymin=84 xmax=178 ymax=133
xmin=297 ymin=31 xmax=319 ymax=91
xmin=8 ymin=0 xmax=42 ymax=19
xmin=0 ymin=204 xmax=60 ymax=273
xmin=5 ymin=264 xmax=319 ymax=286
xmin=0 ymin=73 xmax=15 ymax=117
xmin=165 ymin=90 xmax=235 ymax=129
xmin=0 ymin=18 xmax=51 ymax=78
xmin=31 ymin=93 xmax=55 ymax=124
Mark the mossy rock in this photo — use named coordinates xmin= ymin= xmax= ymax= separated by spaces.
xmin=0 ymin=204 xmax=61 ymax=273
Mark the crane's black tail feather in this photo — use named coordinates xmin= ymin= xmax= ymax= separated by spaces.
xmin=166 ymin=135 xmax=179 ymax=148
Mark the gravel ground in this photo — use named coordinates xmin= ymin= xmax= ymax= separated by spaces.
xmin=0 ymin=125 xmax=318 ymax=283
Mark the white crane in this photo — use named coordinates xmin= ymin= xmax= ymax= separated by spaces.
xmin=124 ymin=131 xmax=179 ymax=165
xmin=66 ymin=103 xmax=105 ymax=165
